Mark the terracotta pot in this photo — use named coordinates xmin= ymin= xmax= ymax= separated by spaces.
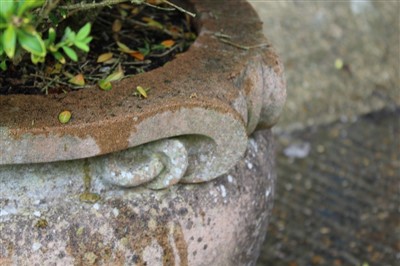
xmin=0 ymin=0 xmax=285 ymax=265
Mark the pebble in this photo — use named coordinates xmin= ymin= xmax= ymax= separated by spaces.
xmin=284 ymin=142 xmax=311 ymax=158
xmin=32 ymin=242 xmax=42 ymax=251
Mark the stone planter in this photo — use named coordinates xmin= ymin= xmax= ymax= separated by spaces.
xmin=0 ymin=0 xmax=285 ymax=265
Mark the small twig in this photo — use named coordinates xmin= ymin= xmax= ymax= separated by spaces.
xmin=79 ymin=60 xmax=90 ymax=72
xmin=60 ymin=0 xmax=144 ymax=11
xmin=149 ymin=44 xmax=180 ymax=58
xmin=214 ymin=33 xmax=270 ymax=51
xmin=60 ymin=0 xmax=195 ymax=18
xmin=85 ymin=75 xmax=104 ymax=81
xmin=123 ymin=17 xmax=182 ymax=38
xmin=162 ymin=0 xmax=196 ymax=17
xmin=218 ymin=38 xmax=270 ymax=50
xmin=31 ymin=73 xmax=92 ymax=90
xmin=214 ymin=32 xmax=231 ymax=39
xmin=122 ymin=60 xmax=152 ymax=65
xmin=30 ymin=74 xmax=68 ymax=94
xmin=143 ymin=2 xmax=174 ymax=11
xmin=30 ymin=74 xmax=67 ymax=85
xmin=37 ymin=0 xmax=61 ymax=27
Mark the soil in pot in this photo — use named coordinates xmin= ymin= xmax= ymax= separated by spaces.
xmin=0 ymin=1 xmax=196 ymax=95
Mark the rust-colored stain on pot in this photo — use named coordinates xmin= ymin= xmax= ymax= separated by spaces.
xmin=0 ymin=2 xmax=283 ymax=265
xmin=0 ymin=0 xmax=285 ymax=166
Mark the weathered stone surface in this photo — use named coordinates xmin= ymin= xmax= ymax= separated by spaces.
xmin=0 ymin=130 xmax=275 ymax=265
xmin=250 ymin=1 xmax=399 ymax=132
xmin=0 ymin=0 xmax=286 ymax=176
xmin=93 ymin=139 xmax=188 ymax=189
xmin=0 ymin=1 xmax=285 ymax=264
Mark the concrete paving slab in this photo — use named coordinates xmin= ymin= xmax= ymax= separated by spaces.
xmin=249 ymin=1 xmax=400 ymax=265
xmin=258 ymin=107 xmax=399 ymax=265
xmin=250 ymin=0 xmax=399 ymax=131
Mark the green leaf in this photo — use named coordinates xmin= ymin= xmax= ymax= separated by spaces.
xmin=104 ymin=66 xmax=124 ymax=82
xmin=48 ymin=12 xmax=59 ymax=25
xmin=0 ymin=60 xmax=7 ymax=71
xmin=52 ymin=51 xmax=66 ymax=64
xmin=61 ymin=27 xmax=72 ymax=42
xmin=143 ymin=18 xmax=163 ymax=30
xmin=17 ymin=0 xmax=45 ymax=16
xmin=21 ymin=25 xmax=36 ymax=34
xmin=136 ymin=86 xmax=148 ymax=98
xmin=138 ymin=41 xmax=150 ymax=56
xmin=74 ymin=41 xmax=89 ymax=52
xmin=67 ymin=31 xmax=76 ymax=42
xmin=117 ymin=41 xmax=133 ymax=53
xmin=0 ymin=1 xmax=15 ymax=20
xmin=81 ymin=36 xmax=92 ymax=44
xmin=0 ymin=22 xmax=8 ymax=30
xmin=62 ymin=46 xmax=77 ymax=61
xmin=76 ymin=23 xmax=91 ymax=41
xmin=61 ymin=26 xmax=76 ymax=43
xmin=151 ymin=44 xmax=166 ymax=51
xmin=3 ymin=25 xmax=17 ymax=58
xmin=48 ymin=28 xmax=56 ymax=44
xmin=58 ymin=110 xmax=72 ymax=124
xmin=59 ymin=8 xmax=68 ymax=19
xmin=17 ymin=29 xmax=46 ymax=57
xmin=98 ymin=80 xmax=112 ymax=91
xmin=68 ymin=74 xmax=85 ymax=86
xmin=31 ymin=53 xmax=45 ymax=64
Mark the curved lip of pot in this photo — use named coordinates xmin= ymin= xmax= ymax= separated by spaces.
xmin=0 ymin=0 xmax=285 ymax=165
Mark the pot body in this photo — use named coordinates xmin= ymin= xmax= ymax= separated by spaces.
xmin=0 ymin=130 xmax=275 ymax=266
xmin=0 ymin=0 xmax=286 ymax=265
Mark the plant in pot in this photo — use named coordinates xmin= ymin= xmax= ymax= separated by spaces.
xmin=0 ymin=0 xmax=286 ymax=265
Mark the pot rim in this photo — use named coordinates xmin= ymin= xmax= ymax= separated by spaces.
xmin=0 ymin=0 xmax=285 ymax=165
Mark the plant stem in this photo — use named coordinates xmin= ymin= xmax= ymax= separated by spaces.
xmin=60 ymin=0 xmax=145 ymax=11
xmin=162 ymin=0 xmax=196 ymax=17
xmin=60 ymin=0 xmax=195 ymax=17
xmin=143 ymin=2 xmax=174 ymax=11
xmin=214 ymin=33 xmax=270 ymax=51
xmin=217 ymin=38 xmax=270 ymax=51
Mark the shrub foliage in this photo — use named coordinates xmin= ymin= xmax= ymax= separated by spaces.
xmin=0 ymin=0 xmax=92 ymax=70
